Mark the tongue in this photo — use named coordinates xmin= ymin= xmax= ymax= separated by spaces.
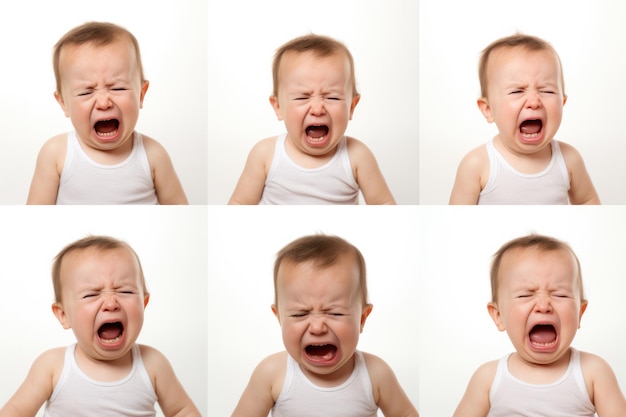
xmin=95 ymin=120 xmax=119 ymax=134
xmin=520 ymin=120 xmax=542 ymax=134
xmin=529 ymin=325 xmax=556 ymax=344
xmin=306 ymin=344 xmax=336 ymax=360
xmin=306 ymin=126 xmax=328 ymax=138
xmin=98 ymin=323 xmax=122 ymax=340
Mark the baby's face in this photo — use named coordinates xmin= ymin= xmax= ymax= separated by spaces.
xmin=272 ymin=255 xmax=371 ymax=385
xmin=488 ymin=247 xmax=586 ymax=367
xmin=478 ymin=47 xmax=566 ymax=157
xmin=52 ymin=247 xmax=148 ymax=364
xmin=55 ymin=38 xmax=148 ymax=155
xmin=270 ymin=51 xmax=359 ymax=162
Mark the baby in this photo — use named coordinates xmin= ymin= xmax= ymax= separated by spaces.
xmin=0 ymin=236 xmax=200 ymax=416
xmin=231 ymin=234 xmax=417 ymax=416
xmin=228 ymin=34 xmax=395 ymax=205
xmin=27 ymin=21 xmax=187 ymax=204
xmin=453 ymin=234 xmax=626 ymax=416
xmin=449 ymin=34 xmax=600 ymax=205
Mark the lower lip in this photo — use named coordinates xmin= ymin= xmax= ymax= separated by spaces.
xmin=527 ymin=339 xmax=559 ymax=353
xmin=97 ymin=334 xmax=125 ymax=350
xmin=517 ymin=130 xmax=544 ymax=144
xmin=93 ymin=127 xmax=122 ymax=143
xmin=304 ymin=133 xmax=331 ymax=148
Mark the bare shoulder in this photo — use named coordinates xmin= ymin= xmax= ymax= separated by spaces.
xmin=36 ymin=346 xmax=66 ymax=371
xmin=452 ymin=360 xmax=499 ymax=417
xmin=557 ymin=140 xmax=585 ymax=163
xmin=579 ymin=350 xmax=616 ymax=378
xmin=458 ymin=143 xmax=489 ymax=174
xmin=38 ymin=133 xmax=68 ymax=162
xmin=249 ymin=136 xmax=278 ymax=163
xmin=449 ymin=144 xmax=489 ymax=205
xmin=140 ymin=134 xmax=170 ymax=159
xmin=253 ymin=351 xmax=287 ymax=382
xmin=361 ymin=351 xmax=393 ymax=375
xmin=137 ymin=344 xmax=172 ymax=373
xmin=471 ymin=359 xmax=499 ymax=382
xmin=344 ymin=136 xmax=376 ymax=161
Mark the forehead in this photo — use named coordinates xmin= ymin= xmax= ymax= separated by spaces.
xmin=59 ymin=37 xmax=137 ymax=72
xmin=278 ymin=50 xmax=351 ymax=81
xmin=60 ymin=246 xmax=140 ymax=285
xmin=498 ymin=247 xmax=578 ymax=287
xmin=488 ymin=46 xmax=561 ymax=78
xmin=276 ymin=253 xmax=359 ymax=292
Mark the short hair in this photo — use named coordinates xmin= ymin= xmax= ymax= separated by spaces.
xmin=273 ymin=234 xmax=367 ymax=307
xmin=478 ymin=34 xmax=564 ymax=98
xmin=52 ymin=235 xmax=148 ymax=304
xmin=490 ymin=234 xmax=584 ymax=303
xmin=271 ymin=34 xmax=359 ymax=98
xmin=53 ymin=21 xmax=146 ymax=95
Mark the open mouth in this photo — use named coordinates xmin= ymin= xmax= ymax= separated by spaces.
xmin=529 ymin=324 xmax=557 ymax=348
xmin=94 ymin=119 xmax=120 ymax=138
xmin=97 ymin=322 xmax=124 ymax=344
xmin=519 ymin=119 xmax=543 ymax=140
xmin=305 ymin=125 xmax=329 ymax=145
xmin=305 ymin=343 xmax=337 ymax=362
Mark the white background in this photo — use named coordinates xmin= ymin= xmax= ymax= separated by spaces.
xmin=0 ymin=207 xmax=207 ymax=416
xmin=0 ymin=1 xmax=207 ymax=204
xmin=208 ymin=0 xmax=419 ymax=204
xmin=420 ymin=0 xmax=626 ymax=204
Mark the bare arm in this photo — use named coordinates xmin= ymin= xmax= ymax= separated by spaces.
xmin=141 ymin=345 xmax=200 ymax=417
xmin=228 ymin=138 xmax=275 ymax=205
xmin=560 ymin=142 xmax=600 ymax=205
xmin=364 ymin=353 xmax=418 ymax=417
xmin=0 ymin=349 xmax=62 ymax=417
xmin=347 ymin=138 xmax=396 ymax=205
xmin=26 ymin=135 xmax=66 ymax=205
xmin=231 ymin=353 xmax=284 ymax=417
xmin=449 ymin=146 xmax=488 ymax=205
xmin=143 ymin=137 xmax=188 ymax=204
xmin=581 ymin=352 xmax=626 ymax=417
xmin=452 ymin=361 xmax=497 ymax=417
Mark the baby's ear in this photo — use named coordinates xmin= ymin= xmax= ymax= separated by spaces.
xmin=269 ymin=96 xmax=283 ymax=121
xmin=51 ymin=303 xmax=71 ymax=330
xmin=477 ymin=97 xmax=494 ymax=123
xmin=487 ymin=302 xmax=505 ymax=331
xmin=54 ymin=92 xmax=70 ymax=118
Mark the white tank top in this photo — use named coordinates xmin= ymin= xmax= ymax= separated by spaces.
xmin=271 ymin=351 xmax=378 ymax=417
xmin=259 ymin=134 xmax=360 ymax=205
xmin=478 ymin=139 xmax=570 ymax=205
xmin=487 ymin=348 xmax=596 ymax=417
xmin=56 ymin=131 xmax=158 ymax=204
xmin=44 ymin=344 xmax=157 ymax=416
